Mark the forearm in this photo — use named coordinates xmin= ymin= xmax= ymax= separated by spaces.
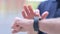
xmin=39 ymin=18 xmax=60 ymax=34
xmin=28 ymin=31 xmax=38 ymax=34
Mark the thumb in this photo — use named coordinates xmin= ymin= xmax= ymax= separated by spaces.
xmin=41 ymin=11 xmax=49 ymax=19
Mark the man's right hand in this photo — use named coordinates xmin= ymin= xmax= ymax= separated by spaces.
xmin=22 ymin=5 xmax=49 ymax=19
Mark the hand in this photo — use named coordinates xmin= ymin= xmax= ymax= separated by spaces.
xmin=22 ymin=5 xmax=49 ymax=19
xmin=12 ymin=17 xmax=34 ymax=34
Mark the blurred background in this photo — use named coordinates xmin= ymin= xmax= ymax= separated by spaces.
xmin=0 ymin=0 xmax=46 ymax=34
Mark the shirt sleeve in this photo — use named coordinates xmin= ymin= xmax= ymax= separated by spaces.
xmin=37 ymin=2 xmax=46 ymax=16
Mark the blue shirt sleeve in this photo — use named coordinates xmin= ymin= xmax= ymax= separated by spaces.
xmin=37 ymin=2 xmax=46 ymax=16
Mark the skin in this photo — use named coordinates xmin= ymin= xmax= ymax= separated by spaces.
xmin=12 ymin=17 xmax=37 ymax=34
xmin=12 ymin=5 xmax=49 ymax=34
xmin=12 ymin=17 xmax=60 ymax=34
xmin=39 ymin=18 xmax=60 ymax=34
xmin=22 ymin=5 xmax=49 ymax=19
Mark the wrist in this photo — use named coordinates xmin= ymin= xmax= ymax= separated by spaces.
xmin=27 ymin=19 xmax=38 ymax=34
xmin=39 ymin=19 xmax=48 ymax=33
xmin=28 ymin=31 xmax=38 ymax=34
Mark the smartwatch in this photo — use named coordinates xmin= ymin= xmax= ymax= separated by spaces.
xmin=33 ymin=16 xmax=42 ymax=31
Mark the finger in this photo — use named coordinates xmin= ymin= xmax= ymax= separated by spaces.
xmin=12 ymin=26 xmax=21 ymax=33
xmin=41 ymin=11 xmax=49 ymax=19
xmin=24 ymin=5 xmax=30 ymax=16
xmin=22 ymin=10 xmax=28 ymax=18
xmin=12 ymin=19 xmax=20 ymax=29
xmin=12 ymin=30 xmax=18 ymax=33
xmin=28 ymin=5 xmax=34 ymax=15
xmin=12 ymin=22 xmax=17 ymax=29
xmin=12 ymin=33 xmax=16 ymax=34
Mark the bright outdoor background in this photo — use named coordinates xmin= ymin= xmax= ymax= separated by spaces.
xmin=0 ymin=0 xmax=46 ymax=34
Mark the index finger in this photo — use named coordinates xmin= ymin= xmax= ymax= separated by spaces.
xmin=28 ymin=5 xmax=34 ymax=15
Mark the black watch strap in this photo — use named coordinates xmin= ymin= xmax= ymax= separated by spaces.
xmin=33 ymin=17 xmax=41 ymax=31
